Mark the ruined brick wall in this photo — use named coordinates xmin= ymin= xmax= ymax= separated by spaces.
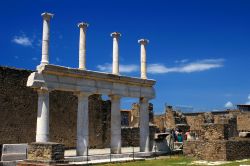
xmin=184 ymin=140 xmax=227 ymax=161
xmin=200 ymin=124 xmax=229 ymax=141
xmin=214 ymin=115 xmax=238 ymax=138
xmin=226 ymin=139 xmax=250 ymax=160
xmin=186 ymin=115 xmax=204 ymax=132
xmin=0 ymin=67 xmax=37 ymax=144
xmin=184 ymin=139 xmax=250 ymax=161
xmin=154 ymin=115 xmax=165 ymax=132
xmin=121 ymin=126 xmax=156 ymax=148
xmin=88 ymin=95 xmax=111 ymax=148
xmin=237 ymin=113 xmax=250 ymax=131
xmin=184 ymin=122 xmax=250 ymax=161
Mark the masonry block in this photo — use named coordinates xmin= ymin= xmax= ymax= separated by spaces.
xmin=27 ymin=142 xmax=64 ymax=162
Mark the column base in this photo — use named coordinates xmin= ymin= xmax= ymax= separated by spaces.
xmin=111 ymin=147 xmax=121 ymax=154
xmin=17 ymin=142 xmax=68 ymax=166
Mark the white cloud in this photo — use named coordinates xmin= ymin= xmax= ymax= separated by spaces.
xmin=12 ymin=35 xmax=32 ymax=46
xmin=97 ymin=63 xmax=138 ymax=73
xmin=246 ymin=94 xmax=250 ymax=104
xmin=175 ymin=59 xmax=189 ymax=63
xmin=225 ymin=101 xmax=233 ymax=108
xmin=148 ymin=59 xmax=224 ymax=74
xmin=97 ymin=59 xmax=224 ymax=75
xmin=32 ymin=57 xmax=38 ymax=61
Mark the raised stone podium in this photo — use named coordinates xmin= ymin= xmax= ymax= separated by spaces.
xmin=17 ymin=142 xmax=68 ymax=166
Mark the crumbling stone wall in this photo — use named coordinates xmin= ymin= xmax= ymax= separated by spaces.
xmin=121 ymin=126 xmax=156 ymax=148
xmin=200 ymin=124 xmax=229 ymax=141
xmin=184 ymin=123 xmax=250 ymax=161
xmin=186 ymin=115 xmax=204 ymax=131
xmin=165 ymin=106 xmax=187 ymax=129
xmin=88 ymin=95 xmax=111 ymax=148
xmin=237 ymin=113 xmax=250 ymax=131
xmin=0 ymin=67 xmax=37 ymax=144
xmin=184 ymin=139 xmax=250 ymax=161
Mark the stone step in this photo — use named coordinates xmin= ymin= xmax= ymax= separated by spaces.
xmin=65 ymin=153 xmax=131 ymax=162
xmin=65 ymin=151 xmax=164 ymax=162
xmin=1 ymin=153 xmax=27 ymax=161
xmin=0 ymin=161 xmax=18 ymax=166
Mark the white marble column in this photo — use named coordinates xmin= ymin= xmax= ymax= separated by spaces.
xmin=111 ymin=32 xmax=121 ymax=75
xmin=110 ymin=95 xmax=121 ymax=154
xmin=41 ymin=12 xmax=53 ymax=65
xmin=138 ymin=39 xmax=149 ymax=79
xmin=76 ymin=92 xmax=90 ymax=156
xmin=78 ymin=22 xmax=89 ymax=70
xmin=36 ymin=89 xmax=50 ymax=142
xmin=139 ymin=97 xmax=150 ymax=152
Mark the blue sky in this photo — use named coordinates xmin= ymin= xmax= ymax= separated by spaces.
xmin=1 ymin=0 xmax=250 ymax=113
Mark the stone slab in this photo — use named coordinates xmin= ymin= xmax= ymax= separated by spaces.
xmin=1 ymin=154 xmax=26 ymax=161
xmin=0 ymin=161 xmax=18 ymax=166
xmin=2 ymin=144 xmax=27 ymax=154
xmin=239 ymin=132 xmax=250 ymax=138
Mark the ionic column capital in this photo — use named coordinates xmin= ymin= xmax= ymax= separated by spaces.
xmin=138 ymin=39 xmax=149 ymax=45
xmin=111 ymin=32 xmax=121 ymax=39
xmin=41 ymin=12 xmax=54 ymax=21
xmin=78 ymin=22 xmax=89 ymax=30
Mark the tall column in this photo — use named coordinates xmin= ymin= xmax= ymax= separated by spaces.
xmin=139 ymin=97 xmax=150 ymax=152
xmin=76 ymin=92 xmax=90 ymax=156
xmin=36 ymin=89 xmax=50 ymax=142
xmin=110 ymin=95 xmax=121 ymax=154
xmin=41 ymin=12 xmax=53 ymax=65
xmin=138 ymin=39 xmax=149 ymax=79
xmin=78 ymin=22 xmax=89 ymax=70
xmin=111 ymin=32 xmax=121 ymax=75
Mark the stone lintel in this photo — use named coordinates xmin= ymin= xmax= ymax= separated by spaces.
xmin=36 ymin=64 xmax=155 ymax=86
xmin=28 ymin=65 xmax=156 ymax=99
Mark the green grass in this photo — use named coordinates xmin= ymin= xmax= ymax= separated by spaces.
xmin=98 ymin=156 xmax=250 ymax=166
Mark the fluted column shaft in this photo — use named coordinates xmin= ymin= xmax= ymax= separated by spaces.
xmin=78 ymin=23 xmax=89 ymax=70
xmin=110 ymin=95 xmax=121 ymax=154
xmin=76 ymin=92 xmax=90 ymax=156
xmin=36 ymin=89 xmax=50 ymax=142
xmin=139 ymin=97 xmax=150 ymax=152
xmin=111 ymin=32 xmax=121 ymax=75
xmin=138 ymin=39 xmax=149 ymax=79
xmin=41 ymin=13 xmax=53 ymax=65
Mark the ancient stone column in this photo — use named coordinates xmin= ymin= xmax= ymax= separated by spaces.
xmin=41 ymin=12 xmax=53 ymax=65
xmin=36 ymin=89 xmax=50 ymax=142
xmin=111 ymin=32 xmax=121 ymax=75
xmin=138 ymin=39 xmax=149 ymax=79
xmin=139 ymin=97 xmax=150 ymax=152
xmin=76 ymin=92 xmax=90 ymax=156
xmin=78 ymin=22 xmax=89 ymax=70
xmin=110 ymin=95 xmax=121 ymax=154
